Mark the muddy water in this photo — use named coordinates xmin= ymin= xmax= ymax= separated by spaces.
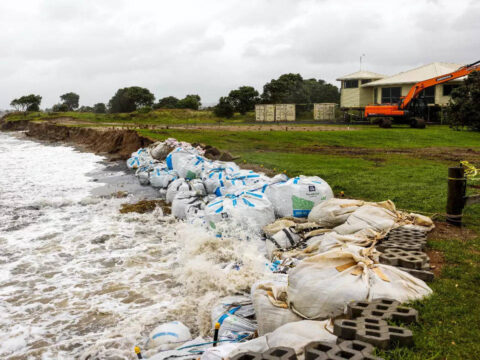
xmin=0 ymin=133 xmax=266 ymax=359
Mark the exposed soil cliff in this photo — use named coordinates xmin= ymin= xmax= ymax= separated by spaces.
xmin=1 ymin=120 xmax=152 ymax=160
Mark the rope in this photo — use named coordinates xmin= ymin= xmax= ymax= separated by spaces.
xmin=461 ymin=161 xmax=479 ymax=180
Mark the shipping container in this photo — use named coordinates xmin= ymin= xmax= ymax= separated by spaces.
xmin=314 ymin=103 xmax=337 ymax=121
xmin=275 ymin=104 xmax=285 ymax=121
xmin=265 ymin=104 xmax=275 ymax=122
xmin=255 ymin=104 xmax=265 ymax=121
xmin=285 ymin=104 xmax=296 ymax=121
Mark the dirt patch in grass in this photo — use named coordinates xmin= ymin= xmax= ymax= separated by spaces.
xmin=298 ymin=145 xmax=480 ymax=163
xmin=428 ymin=221 xmax=478 ymax=242
xmin=426 ymin=249 xmax=445 ymax=277
xmin=158 ymin=124 xmax=354 ymax=132
xmin=120 ymin=200 xmax=171 ymax=215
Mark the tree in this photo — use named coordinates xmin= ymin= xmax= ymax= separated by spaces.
xmin=60 ymin=92 xmax=80 ymax=111
xmin=262 ymin=73 xmax=308 ymax=104
xmin=155 ymin=96 xmax=180 ymax=109
xmin=108 ymin=87 xmax=155 ymax=113
xmin=93 ymin=103 xmax=107 ymax=114
xmin=214 ymin=97 xmax=235 ymax=118
xmin=228 ymin=86 xmax=259 ymax=114
xmin=304 ymin=79 xmax=340 ymax=104
xmin=78 ymin=106 xmax=94 ymax=112
xmin=10 ymin=94 xmax=42 ymax=112
xmin=177 ymin=94 xmax=201 ymax=110
xmin=52 ymin=103 xmax=70 ymax=112
xmin=447 ymin=71 xmax=480 ymax=131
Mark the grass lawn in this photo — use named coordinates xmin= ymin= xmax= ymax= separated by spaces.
xmin=3 ymin=112 xmax=480 ymax=359
xmin=139 ymin=125 xmax=480 ymax=360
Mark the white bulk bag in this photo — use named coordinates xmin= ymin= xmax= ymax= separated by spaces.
xmin=150 ymin=141 xmax=175 ymax=160
xmin=228 ymin=320 xmax=337 ymax=358
xmin=265 ymin=176 xmax=334 ymax=218
xmin=150 ymin=167 xmax=179 ymax=188
xmin=147 ymin=321 xmax=192 ymax=351
xmin=135 ymin=166 xmax=152 ymax=185
xmin=266 ymin=228 xmax=302 ymax=260
xmin=211 ymin=296 xmax=257 ymax=342
xmin=166 ymin=178 xmax=206 ymax=204
xmin=251 ymin=280 xmax=302 ymax=336
xmin=166 ymin=147 xmax=206 ymax=180
xmin=333 ymin=201 xmax=398 ymax=236
xmin=172 ymin=190 xmax=207 ymax=220
xmin=287 ymin=246 xmax=432 ymax=320
xmin=205 ymin=191 xmax=275 ymax=234
xmin=308 ymin=198 xmax=365 ymax=228
xmin=126 ymin=148 xmax=153 ymax=170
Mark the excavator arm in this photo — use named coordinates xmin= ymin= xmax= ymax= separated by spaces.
xmin=399 ymin=60 xmax=480 ymax=109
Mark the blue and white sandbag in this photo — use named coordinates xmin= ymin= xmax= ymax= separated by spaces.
xmin=265 ymin=176 xmax=334 ymax=218
xmin=205 ymin=190 xmax=275 ymax=234
xmin=146 ymin=321 xmax=192 ymax=351
xmin=135 ymin=165 xmax=153 ymax=185
xmin=166 ymin=178 xmax=206 ymax=204
xmin=150 ymin=167 xmax=179 ymax=188
xmin=166 ymin=147 xmax=206 ymax=179
xmin=126 ymin=148 xmax=153 ymax=170
xmin=171 ymin=190 xmax=207 ymax=220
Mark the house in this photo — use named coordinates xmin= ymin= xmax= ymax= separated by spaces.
xmin=337 ymin=62 xmax=463 ymax=110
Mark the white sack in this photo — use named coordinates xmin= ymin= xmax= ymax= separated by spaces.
xmin=172 ymin=190 xmax=207 ymax=220
xmin=147 ymin=321 xmax=192 ymax=351
xmin=251 ymin=280 xmax=302 ymax=336
xmin=150 ymin=141 xmax=175 ymax=160
xmin=166 ymin=178 xmax=206 ymax=204
xmin=150 ymin=168 xmax=179 ymax=188
xmin=135 ymin=166 xmax=152 ymax=185
xmin=211 ymin=296 xmax=257 ymax=342
xmin=227 ymin=320 xmax=336 ymax=358
xmin=205 ymin=191 xmax=275 ymax=234
xmin=308 ymin=198 xmax=365 ymax=227
xmin=127 ymin=148 xmax=154 ymax=170
xmin=333 ymin=201 xmax=397 ymax=236
xmin=266 ymin=228 xmax=302 ymax=260
xmin=166 ymin=147 xmax=207 ymax=180
xmin=265 ymin=176 xmax=334 ymax=218
xmin=201 ymin=343 xmax=239 ymax=360
xmin=287 ymin=245 xmax=432 ymax=320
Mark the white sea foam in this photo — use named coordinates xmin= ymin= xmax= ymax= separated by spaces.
xmin=0 ymin=133 xmax=268 ymax=359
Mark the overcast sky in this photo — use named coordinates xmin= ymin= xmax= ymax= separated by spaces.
xmin=0 ymin=0 xmax=479 ymax=109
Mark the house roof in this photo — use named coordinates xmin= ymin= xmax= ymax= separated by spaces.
xmin=336 ymin=70 xmax=385 ymax=81
xmin=362 ymin=62 xmax=463 ymax=87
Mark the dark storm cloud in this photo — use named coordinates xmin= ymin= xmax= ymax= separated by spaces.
xmin=0 ymin=0 xmax=478 ymax=109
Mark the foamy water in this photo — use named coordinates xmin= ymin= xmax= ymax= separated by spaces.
xmin=0 ymin=133 xmax=267 ymax=359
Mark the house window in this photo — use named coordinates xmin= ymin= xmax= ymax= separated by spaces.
xmin=418 ymin=87 xmax=435 ymax=104
xmin=374 ymin=88 xmax=378 ymax=103
xmin=381 ymin=87 xmax=401 ymax=104
xmin=344 ymin=80 xmax=358 ymax=88
xmin=361 ymin=79 xmax=372 ymax=85
xmin=443 ymin=84 xmax=459 ymax=96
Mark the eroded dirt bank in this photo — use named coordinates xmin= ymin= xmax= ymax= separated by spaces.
xmin=1 ymin=120 xmax=152 ymax=160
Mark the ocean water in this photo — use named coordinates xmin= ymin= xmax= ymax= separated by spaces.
xmin=0 ymin=133 xmax=266 ymax=359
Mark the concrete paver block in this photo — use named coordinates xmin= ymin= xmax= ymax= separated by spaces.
xmin=263 ymin=346 xmax=298 ymax=360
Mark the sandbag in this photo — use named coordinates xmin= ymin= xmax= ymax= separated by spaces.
xmin=147 ymin=321 xmax=192 ymax=351
xmin=150 ymin=167 xmax=179 ymax=188
xmin=166 ymin=178 xmax=206 ymax=204
xmin=201 ymin=343 xmax=239 ymax=360
xmin=287 ymin=245 xmax=432 ymax=320
xmin=333 ymin=201 xmax=398 ymax=236
xmin=265 ymin=176 xmax=334 ymax=218
xmin=135 ymin=166 xmax=152 ymax=185
xmin=227 ymin=320 xmax=336 ymax=358
xmin=308 ymin=198 xmax=365 ymax=227
xmin=166 ymin=147 xmax=207 ymax=180
xmin=251 ymin=279 xmax=302 ymax=336
xmin=172 ymin=190 xmax=207 ymax=220
xmin=266 ymin=227 xmax=302 ymax=260
xmin=150 ymin=141 xmax=175 ymax=161
xmin=205 ymin=191 xmax=275 ymax=234
xmin=211 ymin=296 xmax=257 ymax=342
xmin=126 ymin=148 xmax=154 ymax=170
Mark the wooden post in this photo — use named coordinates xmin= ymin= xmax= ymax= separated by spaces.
xmin=446 ymin=167 xmax=466 ymax=226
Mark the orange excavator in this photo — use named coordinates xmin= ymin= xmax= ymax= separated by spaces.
xmin=364 ymin=60 xmax=480 ymax=128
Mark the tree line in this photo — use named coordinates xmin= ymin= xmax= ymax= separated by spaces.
xmin=214 ymin=73 xmax=340 ymax=118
